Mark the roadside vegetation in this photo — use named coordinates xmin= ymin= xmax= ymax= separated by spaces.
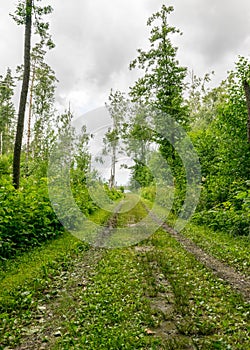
xmin=0 ymin=2 xmax=249 ymax=349
xmin=0 ymin=200 xmax=249 ymax=349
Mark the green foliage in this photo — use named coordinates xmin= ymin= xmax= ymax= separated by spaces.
xmin=70 ymin=178 xmax=97 ymax=216
xmin=11 ymin=0 xmax=54 ymax=49
xmin=73 ymin=187 xmax=97 ymax=215
xmin=119 ymin=185 xmax=125 ymax=193
xmin=0 ymin=176 xmax=62 ymax=259
xmin=130 ymin=161 xmax=154 ymax=189
xmin=128 ymin=5 xmax=189 ymax=208
xmin=0 ymin=68 xmax=16 ymax=155
xmin=70 ymin=175 xmax=123 ymax=218
xmin=193 ymin=180 xmax=250 ymax=235
xmin=0 ymin=155 xmax=12 ymax=176
xmin=129 ymin=5 xmax=187 ymax=121
xmin=103 ymin=183 xmax=124 ymax=201
xmin=140 ymin=186 xmax=156 ymax=202
xmin=189 ymin=58 xmax=250 ymax=235
xmin=140 ymin=185 xmax=183 ymax=217
xmin=193 ymin=206 xmax=249 ymax=236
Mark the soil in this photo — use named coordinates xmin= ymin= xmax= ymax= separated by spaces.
xmin=13 ymin=249 xmax=104 ymax=350
xmin=9 ymin=199 xmax=250 ymax=349
xmin=143 ymin=203 xmax=250 ymax=302
xmin=140 ymin=251 xmax=195 ymax=349
xmin=161 ymin=222 xmax=250 ymax=302
xmin=93 ymin=201 xmax=124 ymax=247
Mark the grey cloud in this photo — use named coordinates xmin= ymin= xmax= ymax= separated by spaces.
xmin=47 ymin=0 xmax=159 ymax=94
xmin=173 ymin=0 xmax=250 ymax=64
xmin=1 ymin=0 xmax=250 ymax=114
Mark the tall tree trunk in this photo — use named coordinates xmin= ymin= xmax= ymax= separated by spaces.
xmin=13 ymin=0 xmax=32 ymax=189
xmin=0 ymin=132 xmax=2 ymax=156
xmin=26 ymin=63 xmax=35 ymax=166
xmin=110 ymin=144 xmax=116 ymax=188
xmin=243 ymin=80 xmax=250 ymax=143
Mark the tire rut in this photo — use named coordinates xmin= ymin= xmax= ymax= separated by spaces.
xmin=12 ymin=204 xmax=124 ymax=349
xmin=7 ymin=197 xmax=249 ymax=349
xmin=12 ymin=249 xmax=104 ymax=350
xmin=143 ymin=202 xmax=250 ymax=302
xmin=134 ymin=245 xmax=195 ymax=349
xmin=93 ymin=200 xmax=124 ymax=247
xmin=161 ymin=222 xmax=250 ymax=302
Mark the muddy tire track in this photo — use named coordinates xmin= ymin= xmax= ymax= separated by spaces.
xmin=11 ymin=201 xmax=127 ymax=349
xmin=142 ymin=203 xmax=250 ymax=302
xmin=12 ymin=249 xmax=104 ymax=350
xmin=134 ymin=246 xmax=196 ymax=349
xmin=93 ymin=200 xmax=124 ymax=247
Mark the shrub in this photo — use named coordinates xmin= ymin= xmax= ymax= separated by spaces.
xmin=0 ymin=177 xmax=62 ymax=259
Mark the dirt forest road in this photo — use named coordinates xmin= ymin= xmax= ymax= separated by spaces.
xmin=1 ymin=194 xmax=249 ymax=349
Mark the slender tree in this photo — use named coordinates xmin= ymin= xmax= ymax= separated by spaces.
xmin=25 ymin=42 xmax=45 ymax=161
xmin=12 ymin=0 xmax=32 ymax=188
xmin=129 ymin=5 xmax=187 ymax=165
xmin=243 ymin=80 xmax=250 ymax=143
xmin=0 ymin=69 xmax=16 ymax=155
xmin=103 ymin=90 xmax=127 ymax=188
xmin=11 ymin=0 xmax=54 ymax=188
xmin=129 ymin=5 xmax=187 ymax=120
xmin=32 ymin=61 xmax=57 ymax=161
xmin=235 ymin=56 xmax=250 ymax=143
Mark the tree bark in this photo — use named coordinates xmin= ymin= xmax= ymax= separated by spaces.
xmin=13 ymin=0 xmax=32 ymax=189
xmin=26 ymin=62 xmax=35 ymax=165
xmin=243 ymin=80 xmax=250 ymax=143
xmin=110 ymin=144 xmax=116 ymax=188
xmin=0 ymin=132 xmax=2 ymax=156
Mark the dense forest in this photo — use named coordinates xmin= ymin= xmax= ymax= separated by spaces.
xmin=0 ymin=2 xmax=249 ymax=349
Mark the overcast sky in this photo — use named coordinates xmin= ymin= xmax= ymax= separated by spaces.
xmin=1 ymin=0 xmax=250 ymax=117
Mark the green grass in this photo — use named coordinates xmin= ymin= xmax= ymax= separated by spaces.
xmin=0 ymin=206 xmax=115 ymax=348
xmin=0 ymin=232 xmax=88 ymax=346
xmin=149 ymin=229 xmax=250 ymax=349
xmin=52 ymin=248 xmax=163 ymax=349
xmin=182 ymin=222 xmax=250 ymax=276
xmin=116 ymin=194 xmax=149 ymax=227
xmin=1 ymin=197 xmax=249 ymax=349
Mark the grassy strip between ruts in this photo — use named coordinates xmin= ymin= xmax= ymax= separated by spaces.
xmin=144 ymin=197 xmax=250 ymax=277
xmin=149 ymin=229 xmax=250 ymax=349
xmin=116 ymin=194 xmax=150 ymax=228
xmin=1 ymin=196 xmax=249 ymax=349
xmin=51 ymin=248 xmax=163 ymax=349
